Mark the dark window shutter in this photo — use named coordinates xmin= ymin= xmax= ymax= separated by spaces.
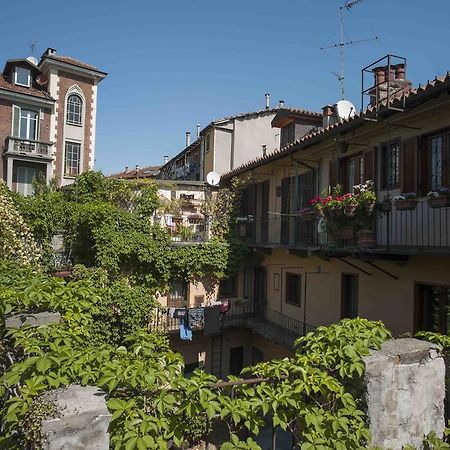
xmin=364 ymin=149 xmax=374 ymax=183
xmin=445 ymin=132 xmax=450 ymax=188
xmin=419 ymin=136 xmax=429 ymax=196
xmin=338 ymin=158 xmax=348 ymax=192
xmin=329 ymin=159 xmax=338 ymax=189
xmin=12 ymin=105 xmax=20 ymax=137
xmin=401 ymin=137 xmax=418 ymax=193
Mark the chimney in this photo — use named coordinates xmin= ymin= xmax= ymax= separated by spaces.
xmin=265 ymin=93 xmax=270 ymax=110
xmin=262 ymin=145 xmax=267 ymax=156
xmin=43 ymin=47 xmax=57 ymax=57
xmin=135 ymin=165 xmax=140 ymax=177
xmin=196 ymin=124 xmax=201 ymax=138
xmin=370 ymin=63 xmax=411 ymax=106
xmin=185 ymin=131 xmax=191 ymax=147
xmin=163 ymin=155 xmax=169 ymax=164
xmin=278 ymin=100 xmax=285 ymax=108
xmin=322 ymin=105 xmax=337 ymax=128
xmin=124 ymin=166 xmax=129 ymax=173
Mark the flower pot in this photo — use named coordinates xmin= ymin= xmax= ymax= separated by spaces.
xmin=428 ymin=196 xmax=450 ymax=208
xmin=357 ymin=230 xmax=376 ymax=249
xmin=394 ymin=199 xmax=417 ymax=211
xmin=365 ymin=201 xmax=376 ymax=214
xmin=344 ymin=204 xmax=357 ymax=217
xmin=381 ymin=201 xmax=392 ymax=213
xmin=299 ymin=212 xmax=316 ymax=222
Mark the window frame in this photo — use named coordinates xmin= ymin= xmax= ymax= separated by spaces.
xmin=19 ymin=108 xmax=39 ymax=141
xmin=14 ymin=67 xmax=31 ymax=87
xmin=285 ymin=272 xmax=301 ymax=307
xmin=219 ymin=274 xmax=238 ymax=298
xmin=415 ymin=282 xmax=450 ymax=334
xmin=381 ymin=139 xmax=401 ymax=189
xmin=66 ymin=94 xmax=83 ymax=126
xmin=64 ymin=141 xmax=81 ymax=178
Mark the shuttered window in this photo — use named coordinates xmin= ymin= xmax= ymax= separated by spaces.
xmin=401 ymin=137 xmax=418 ymax=194
xmin=381 ymin=140 xmax=401 ymax=189
xmin=285 ymin=272 xmax=301 ymax=306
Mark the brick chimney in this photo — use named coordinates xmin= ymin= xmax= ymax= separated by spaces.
xmin=370 ymin=64 xmax=411 ymax=106
xmin=322 ymin=105 xmax=338 ymax=128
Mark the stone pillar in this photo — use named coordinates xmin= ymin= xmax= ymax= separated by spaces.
xmin=41 ymin=385 xmax=111 ymax=450
xmin=364 ymin=338 xmax=445 ymax=450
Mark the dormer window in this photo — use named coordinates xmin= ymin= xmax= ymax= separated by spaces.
xmin=14 ymin=67 xmax=31 ymax=87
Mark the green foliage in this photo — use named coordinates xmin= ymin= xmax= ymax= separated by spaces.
xmin=415 ymin=331 xmax=450 ymax=350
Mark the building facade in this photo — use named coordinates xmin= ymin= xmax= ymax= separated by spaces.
xmin=0 ymin=48 xmax=106 ymax=194
xmin=158 ymin=104 xmax=322 ymax=182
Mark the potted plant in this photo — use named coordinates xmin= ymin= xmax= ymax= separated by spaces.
xmin=427 ymin=188 xmax=450 ymax=208
xmin=354 ymin=181 xmax=379 ymax=248
xmin=393 ymin=192 xmax=417 ymax=211
xmin=177 ymin=223 xmax=194 ymax=242
xmin=298 ymin=207 xmax=316 ymax=222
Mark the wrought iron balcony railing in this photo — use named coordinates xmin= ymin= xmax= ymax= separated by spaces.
xmin=6 ymin=136 xmax=53 ymax=157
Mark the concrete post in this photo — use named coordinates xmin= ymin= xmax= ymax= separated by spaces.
xmin=41 ymin=385 xmax=111 ymax=450
xmin=364 ymin=338 xmax=445 ymax=450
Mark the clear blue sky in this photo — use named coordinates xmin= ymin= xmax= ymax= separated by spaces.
xmin=2 ymin=0 xmax=449 ymax=174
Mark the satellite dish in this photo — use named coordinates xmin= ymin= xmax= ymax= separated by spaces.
xmin=335 ymin=100 xmax=356 ymax=122
xmin=36 ymin=74 xmax=48 ymax=86
xmin=26 ymin=56 xmax=38 ymax=66
xmin=206 ymin=171 xmax=221 ymax=186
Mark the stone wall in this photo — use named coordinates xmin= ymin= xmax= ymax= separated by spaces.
xmin=364 ymin=338 xmax=445 ymax=450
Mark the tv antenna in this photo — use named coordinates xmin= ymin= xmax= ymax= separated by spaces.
xmin=29 ymin=40 xmax=38 ymax=55
xmin=321 ymin=0 xmax=378 ymax=100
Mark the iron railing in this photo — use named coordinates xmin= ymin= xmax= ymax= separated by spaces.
xmin=156 ymin=216 xmax=210 ymax=244
xmin=239 ymin=200 xmax=450 ymax=253
xmin=151 ymin=302 xmax=315 ymax=350
xmin=6 ymin=136 xmax=52 ymax=157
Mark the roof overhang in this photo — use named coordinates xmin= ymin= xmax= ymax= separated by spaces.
xmin=0 ymin=88 xmax=55 ymax=107
xmin=271 ymin=109 xmax=323 ymax=128
xmin=39 ymin=57 xmax=107 ymax=82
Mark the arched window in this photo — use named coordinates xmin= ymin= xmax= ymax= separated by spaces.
xmin=66 ymin=94 xmax=83 ymax=125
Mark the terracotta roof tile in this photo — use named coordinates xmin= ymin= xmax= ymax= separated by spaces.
xmin=44 ymin=55 xmax=106 ymax=74
xmin=0 ymin=74 xmax=54 ymax=100
xmin=222 ymin=73 xmax=450 ymax=179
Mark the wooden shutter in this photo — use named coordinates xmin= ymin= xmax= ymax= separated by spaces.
xmin=298 ymin=170 xmax=316 ymax=208
xmin=329 ymin=159 xmax=338 ymax=189
xmin=338 ymin=158 xmax=347 ymax=191
xmin=363 ymin=149 xmax=374 ymax=183
xmin=401 ymin=137 xmax=418 ymax=193
xmin=11 ymin=105 xmax=20 ymax=137
xmin=419 ymin=136 xmax=429 ymax=196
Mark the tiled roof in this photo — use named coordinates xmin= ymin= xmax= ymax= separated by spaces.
xmin=0 ymin=74 xmax=54 ymax=100
xmin=108 ymin=165 xmax=161 ymax=179
xmin=222 ymin=73 xmax=450 ymax=179
xmin=212 ymin=106 xmax=321 ymax=124
xmin=43 ymin=55 xmax=106 ymax=74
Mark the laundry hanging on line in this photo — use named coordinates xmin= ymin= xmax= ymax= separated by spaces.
xmin=179 ymin=317 xmax=192 ymax=341
xmin=188 ymin=307 xmax=204 ymax=328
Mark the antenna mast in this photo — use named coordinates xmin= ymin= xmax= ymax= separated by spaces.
xmin=321 ymin=0 xmax=377 ymax=99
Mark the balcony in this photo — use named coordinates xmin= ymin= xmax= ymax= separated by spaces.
xmin=239 ymin=200 xmax=450 ymax=255
xmin=150 ymin=303 xmax=315 ymax=350
xmin=5 ymin=136 xmax=53 ymax=158
xmin=157 ymin=215 xmax=210 ymax=245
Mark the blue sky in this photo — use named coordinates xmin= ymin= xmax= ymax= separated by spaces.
xmin=2 ymin=0 xmax=449 ymax=174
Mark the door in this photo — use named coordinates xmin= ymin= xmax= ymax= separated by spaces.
xmin=254 ymin=266 xmax=267 ymax=316
xmin=415 ymin=284 xmax=450 ymax=333
xmin=341 ymin=274 xmax=359 ymax=319
xmin=16 ymin=166 xmax=38 ymax=196
xmin=229 ymin=346 xmax=244 ymax=376
xmin=280 ymin=177 xmax=292 ymax=244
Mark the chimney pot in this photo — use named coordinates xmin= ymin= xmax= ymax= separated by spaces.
xmin=321 ymin=105 xmax=337 ymax=128
xmin=135 ymin=164 xmax=140 ymax=173
xmin=278 ymin=100 xmax=285 ymax=108
xmin=265 ymin=93 xmax=270 ymax=110
xmin=262 ymin=145 xmax=267 ymax=156
xmin=196 ymin=124 xmax=201 ymax=138
xmin=185 ymin=131 xmax=191 ymax=147
xmin=164 ymin=155 xmax=169 ymax=164
xmin=124 ymin=166 xmax=128 ymax=173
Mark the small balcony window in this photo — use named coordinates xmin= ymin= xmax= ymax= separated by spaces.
xmin=14 ymin=67 xmax=31 ymax=87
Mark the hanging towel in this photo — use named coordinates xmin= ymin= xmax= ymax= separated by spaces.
xmin=188 ymin=307 xmax=204 ymax=329
xmin=204 ymin=305 xmax=221 ymax=335
xmin=168 ymin=308 xmax=176 ymax=318
xmin=174 ymin=308 xmax=187 ymax=319
xmin=180 ymin=317 xmax=192 ymax=341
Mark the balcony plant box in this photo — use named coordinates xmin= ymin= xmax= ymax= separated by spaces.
xmin=427 ymin=188 xmax=450 ymax=208
xmin=298 ymin=208 xmax=316 ymax=222
xmin=393 ymin=193 xmax=417 ymax=211
xmin=357 ymin=229 xmax=376 ymax=248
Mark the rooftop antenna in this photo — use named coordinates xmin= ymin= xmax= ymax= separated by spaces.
xmin=321 ymin=0 xmax=378 ymax=99
xmin=29 ymin=40 xmax=38 ymax=55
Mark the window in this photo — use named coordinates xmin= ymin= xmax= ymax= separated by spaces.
xmin=220 ymin=274 xmax=237 ymax=298
xmin=382 ymin=141 xmax=400 ymax=189
xmin=430 ymin=134 xmax=444 ymax=191
xmin=14 ymin=67 xmax=31 ymax=87
xmin=64 ymin=141 xmax=81 ymax=177
xmin=341 ymin=274 xmax=359 ymax=319
xmin=66 ymin=94 xmax=83 ymax=125
xmin=285 ymin=272 xmax=301 ymax=306
xmin=168 ymin=279 xmax=187 ymax=306
xmin=416 ymin=284 xmax=450 ymax=334
xmin=19 ymin=109 xmax=39 ymax=140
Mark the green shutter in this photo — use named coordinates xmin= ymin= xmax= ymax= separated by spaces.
xmin=11 ymin=105 xmax=20 ymax=137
